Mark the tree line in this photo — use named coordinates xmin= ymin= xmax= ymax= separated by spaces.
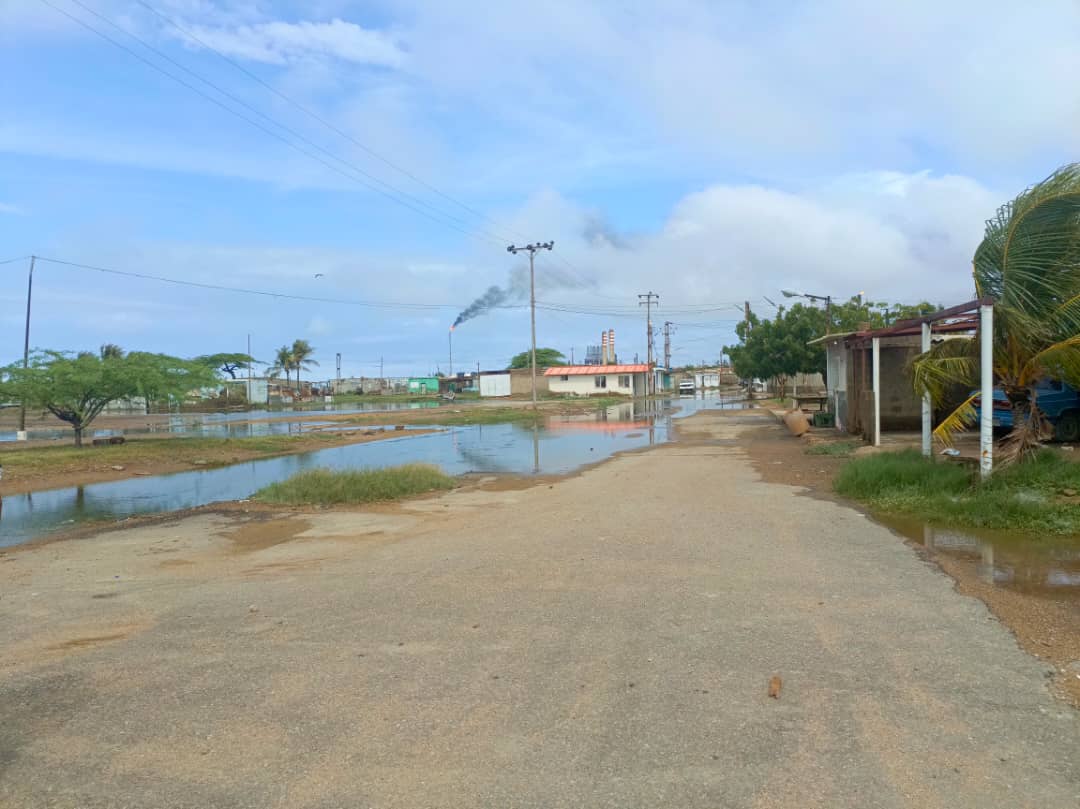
xmin=723 ymin=298 xmax=938 ymax=398
xmin=0 ymin=339 xmax=321 ymax=447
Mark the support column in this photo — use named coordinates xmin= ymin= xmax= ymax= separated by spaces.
xmin=872 ymin=337 xmax=881 ymax=447
xmin=980 ymin=304 xmax=994 ymax=478
xmin=921 ymin=322 xmax=932 ymax=457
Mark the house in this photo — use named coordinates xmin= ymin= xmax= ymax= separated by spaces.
xmin=543 ymin=364 xmax=650 ymax=396
xmin=407 ymin=376 xmax=440 ymax=394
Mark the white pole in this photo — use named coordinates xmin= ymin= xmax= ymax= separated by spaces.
xmin=872 ymin=337 xmax=881 ymax=447
xmin=980 ymin=304 xmax=994 ymax=478
xmin=921 ymin=322 xmax=932 ymax=457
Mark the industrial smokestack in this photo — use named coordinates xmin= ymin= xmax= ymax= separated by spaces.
xmin=609 ymin=329 xmax=615 ymax=364
xmin=601 ymin=331 xmax=609 ymax=364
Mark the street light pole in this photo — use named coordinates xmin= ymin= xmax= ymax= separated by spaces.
xmin=17 ymin=255 xmax=36 ymax=439
xmin=507 ymin=241 xmax=554 ymax=410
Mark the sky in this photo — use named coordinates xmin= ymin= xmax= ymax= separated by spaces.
xmin=2 ymin=0 xmax=1079 ymax=377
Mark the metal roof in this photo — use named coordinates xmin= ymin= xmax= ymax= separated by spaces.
xmin=543 ymin=364 xmax=651 ymax=376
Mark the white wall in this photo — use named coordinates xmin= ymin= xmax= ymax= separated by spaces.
xmin=480 ymin=373 xmax=511 ymax=397
xmin=548 ymin=373 xmax=642 ymax=396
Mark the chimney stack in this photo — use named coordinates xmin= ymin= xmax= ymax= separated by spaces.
xmin=601 ymin=331 xmax=609 ymax=364
xmin=609 ymin=329 xmax=615 ymax=364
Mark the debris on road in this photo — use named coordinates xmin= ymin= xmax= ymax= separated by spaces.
xmin=768 ymin=674 xmax=782 ymax=699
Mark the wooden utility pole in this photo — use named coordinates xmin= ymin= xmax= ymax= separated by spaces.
xmin=17 ymin=256 xmax=36 ymax=438
xmin=663 ymin=321 xmax=674 ymax=370
xmin=507 ymin=241 xmax=554 ymax=409
xmin=638 ymin=291 xmax=660 ymax=395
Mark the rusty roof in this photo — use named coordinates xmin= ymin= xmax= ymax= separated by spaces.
xmin=544 ymin=365 xmax=651 ymax=376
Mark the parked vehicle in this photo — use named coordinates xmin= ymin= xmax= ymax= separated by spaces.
xmin=678 ymin=379 xmax=696 ymax=394
xmin=975 ymin=379 xmax=1080 ymax=442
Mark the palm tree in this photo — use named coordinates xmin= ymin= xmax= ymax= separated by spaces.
xmin=100 ymin=343 xmax=125 ymax=360
xmin=913 ymin=163 xmax=1080 ymax=464
xmin=290 ymin=339 xmax=318 ymax=390
xmin=269 ymin=345 xmax=294 ymax=387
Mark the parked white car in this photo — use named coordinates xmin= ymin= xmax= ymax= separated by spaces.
xmin=678 ymin=379 xmax=696 ymax=394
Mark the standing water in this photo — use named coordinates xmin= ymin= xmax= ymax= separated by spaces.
xmin=0 ymin=394 xmax=740 ymax=547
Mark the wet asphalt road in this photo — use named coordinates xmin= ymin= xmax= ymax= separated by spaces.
xmin=1 ymin=411 xmax=1078 ymax=807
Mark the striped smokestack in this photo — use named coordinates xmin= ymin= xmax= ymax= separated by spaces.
xmin=609 ymin=329 xmax=615 ymax=364
xmin=601 ymin=331 xmax=609 ymax=364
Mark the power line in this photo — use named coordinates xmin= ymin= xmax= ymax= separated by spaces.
xmin=31 ymin=256 xmax=529 ymax=311
xmin=0 ymin=255 xmax=31 ymax=266
xmin=49 ymin=1 xmax=622 ymax=296
xmin=41 ymin=0 xmax=508 ymax=249
xmin=135 ymin=0 xmax=520 ymax=242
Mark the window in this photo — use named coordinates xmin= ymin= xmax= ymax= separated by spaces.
xmin=594 ymin=375 xmax=607 ymax=388
xmin=618 ymin=375 xmax=630 ymax=388
xmin=560 ymin=375 xmax=569 ymax=382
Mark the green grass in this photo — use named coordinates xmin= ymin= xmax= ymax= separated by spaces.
xmin=834 ymin=449 xmax=1080 ymax=534
xmin=805 ymin=440 xmax=862 ymax=457
xmin=254 ymin=464 xmax=456 ymax=505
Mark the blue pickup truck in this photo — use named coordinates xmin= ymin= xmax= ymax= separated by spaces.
xmin=975 ymin=379 xmax=1080 ymax=443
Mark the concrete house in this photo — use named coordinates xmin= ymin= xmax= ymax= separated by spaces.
xmin=544 ymin=364 xmax=650 ymax=396
xmin=811 ymin=316 xmax=976 ymax=441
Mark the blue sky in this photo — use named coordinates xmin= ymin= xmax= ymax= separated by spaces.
xmin=2 ymin=0 xmax=1079 ymax=377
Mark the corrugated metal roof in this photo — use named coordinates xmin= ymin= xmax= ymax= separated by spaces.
xmin=543 ymin=365 xmax=651 ymax=376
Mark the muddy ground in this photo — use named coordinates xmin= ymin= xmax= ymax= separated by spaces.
xmin=0 ymin=428 xmax=440 ymax=496
xmin=734 ymin=418 xmax=1080 ymax=708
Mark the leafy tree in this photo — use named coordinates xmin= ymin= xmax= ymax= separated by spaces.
xmin=195 ymin=352 xmax=254 ymax=380
xmin=2 ymin=350 xmax=215 ymax=446
xmin=508 ymin=348 xmax=567 ymax=369
xmin=100 ymin=343 xmax=125 ymax=360
xmin=913 ymin=163 xmax=1080 ymax=463
xmin=724 ymin=305 xmax=827 ymax=397
xmin=830 ymin=297 xmax=940 ymax=332
xmin=127 ymin=352 xmax=219 ymax=414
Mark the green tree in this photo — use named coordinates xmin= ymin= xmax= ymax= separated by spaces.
xmin=724 ymin=305 xmax=827 ymax=397
xmin=508 ymin=348 xmax=567 ymax=369
xmin=290 ymin=339 xmax=318 ymax=388
xmin=2 ymin=350 xmax=215 ymax=446
xmin=99 ymin=343 xmax=125 ymax=360
xmin=194 ymin=352 xmax=254 ymax=380
xmin=269 ymin=345 xmax=294 ymax=384
xmin=913 ymin=164 xmax=1080 ymax=462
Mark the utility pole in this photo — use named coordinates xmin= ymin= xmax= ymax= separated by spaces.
xmin=379 ymin=356 xmax=384 ymax=390
xmin=570 ymin=346 xmax=574 ymax=364
xmin=638 ymin=291 xmax=659 ymax=395
xmin=247 ymin=334 xmax=252 ymax=405
xmin=335 ymin=352 xmax=342 ymax=385
xmin=507 ymin=241 xmax=554 ymax=409
xmin=17 ymin=255 xmax=36 ymax=439
xmin=663 ymin=321 xmax=673 ymax=370
xmin=448 ymin=329 xmax=453 ymax=378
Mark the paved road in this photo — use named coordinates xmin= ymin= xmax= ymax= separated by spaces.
xmin=1 ymin=411 xmax=1077 ymax=808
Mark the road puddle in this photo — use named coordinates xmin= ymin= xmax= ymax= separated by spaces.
xmin=876 ymin=514 xmax=1080 ymax=603
xmin=0 ymin=394 xmax=745 ymax=547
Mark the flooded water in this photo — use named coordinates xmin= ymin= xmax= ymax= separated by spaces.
xmin=876 ymin=515 xmax=1080 ymax=604
xmin=0 ymin=395 xmax=741 ymax=547
xmin=0 ymin=401 xmax=443 ymax=442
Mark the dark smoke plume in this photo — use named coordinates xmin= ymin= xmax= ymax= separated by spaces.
xmin=453 ymin=285 xmax=518 ymax=327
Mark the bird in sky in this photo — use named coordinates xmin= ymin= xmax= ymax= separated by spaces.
xmin=314 ymin=273 xmax=324 ymax=278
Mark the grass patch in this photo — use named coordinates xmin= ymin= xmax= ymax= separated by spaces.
xmin=834 ymin=449 xmax=1080 ymax=534
xmin=254 ymin=464 xmax=455 ymax=505
xmin=805 ymin=440 xmax=862 ymax=457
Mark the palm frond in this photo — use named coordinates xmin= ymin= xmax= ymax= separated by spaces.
xmin=933 ymin=392 xmax=979 ymax=447
xmin=911 ymin=337 xmax=977 ymax=404
xmin=1023 ymin=334 xmax=1080 ymax=388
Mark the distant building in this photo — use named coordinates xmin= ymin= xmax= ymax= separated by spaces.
xmin=544 ymin=364 xmax=650 ymax=396
xmin=407 ymin=376 xmax=440 ymax=394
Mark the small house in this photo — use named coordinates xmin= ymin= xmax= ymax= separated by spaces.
xmin=407 ymin=376 xmax=440 ymax=395
xmin=544 ymin=364 xmax=650 ymax=396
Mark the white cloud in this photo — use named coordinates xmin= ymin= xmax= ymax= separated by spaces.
xmin=178 ymin=17 xmax=405 ymax=67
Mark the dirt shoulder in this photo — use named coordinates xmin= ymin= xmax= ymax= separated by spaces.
xmin=731 ymin=412 xmax=1080 ymax=708
xmin=0 ymin=428 xmax=438 ymax=496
